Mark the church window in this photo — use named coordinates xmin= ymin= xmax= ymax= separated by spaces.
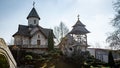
xmin=38 ymin=35 xmax=40 ymax=38
xmin=37 ymin=40 xmax=41 ymax=45
xmin=34 ymin=20 xmax=36 ymax=24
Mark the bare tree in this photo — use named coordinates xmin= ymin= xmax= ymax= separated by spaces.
xmin=54 ymin=26 xmax=60 ymax=42
xmin=54 ymin=22 xmax=69 ymax=43
xmin=106 ymin=0 xmax=120 ymax=49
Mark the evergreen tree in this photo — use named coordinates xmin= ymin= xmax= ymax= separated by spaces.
xmin=48 ymin=30 xmax=54 ymax=51
xmin=108 ymin=51 xmax=115 ymax=68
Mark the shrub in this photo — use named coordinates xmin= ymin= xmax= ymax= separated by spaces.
xmin=25 ymin=55 xmax=33 ymax=60
xmin=108 ymin=51 xmax=115 ymax=67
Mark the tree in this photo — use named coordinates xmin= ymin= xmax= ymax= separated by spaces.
xmin=108 ymin=51 xmax=115 ymax=68
xmin=54 ymin=22 xmax=69 ymax=43
xmin=106 ymin=0 xmax=120 ymax=49
xmin=48 ymin=30 xmax=54 ymax=51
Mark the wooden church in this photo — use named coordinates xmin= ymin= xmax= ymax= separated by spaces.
xmin=13 ymin=6 xmax=54 ymax=53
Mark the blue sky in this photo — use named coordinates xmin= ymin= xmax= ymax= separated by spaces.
xmin=0 ymin=0 xmax=116 ymax=48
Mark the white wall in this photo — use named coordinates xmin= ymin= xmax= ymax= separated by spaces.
xmin=87 ymin=48 xmax=108 ymax=63
xmin=31 ymin=31 xmax=47 ymax=45
xmin=87 ymin=48 xmax=95 ymax=57
xmin=23 ymin=37 xmax=29 ymax=45
xmin=28 ymin=17 xmax=39 ymax=26
xmin=14 ymin=35 xmax=22 ymax=45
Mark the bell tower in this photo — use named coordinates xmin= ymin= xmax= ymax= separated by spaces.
xmin=27 ymin=2 xmax=40 ymax=26
xmin=69 ymin=15 xmax=90 ymax=51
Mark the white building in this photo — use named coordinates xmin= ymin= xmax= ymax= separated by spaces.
xmin=87 ymin=48 xmax=120 ymax=63
xmin=13 ymin=6 xmax=54 ymax=53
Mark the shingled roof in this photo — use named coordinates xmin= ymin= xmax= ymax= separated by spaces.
xmin=27 ymin=7 xmax=40 ymax=20
xmin=13 ymin=25 xmax=30 ymax=37
xmin=73 ymin=19 xmax=85 ymax=27
xmin=13 ymin=25 xmax=54 ymax=38
xmin=69 ymin=17 xmax=90 ymax=35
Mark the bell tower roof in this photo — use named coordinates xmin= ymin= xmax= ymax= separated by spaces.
xmin=69 ymin=15 xmax=90 ymax=34
xmin=73 ymin=15 xmax=85 ymax=27
xmin=27 ymin=7 xmax=40 ymax=20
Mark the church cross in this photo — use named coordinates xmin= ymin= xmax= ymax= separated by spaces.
xmin=77 ymin=14 xmax=80 ymax=20
xmin=33 ymin=1 xmax=35 ymax=7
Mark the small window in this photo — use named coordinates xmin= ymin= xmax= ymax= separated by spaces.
xmin=38 ymin=35 xmax=40 ymax=38
xmin=37 ymin=40 xmax=41 ymax=45
xmin=34 ymin=20 xmax=36 ymax=24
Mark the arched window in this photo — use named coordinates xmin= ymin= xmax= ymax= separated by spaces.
xmin=34 ymin=20 xmax=36 ymax=24
xmin=38 ymin=35 xmax=40 ymax=38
